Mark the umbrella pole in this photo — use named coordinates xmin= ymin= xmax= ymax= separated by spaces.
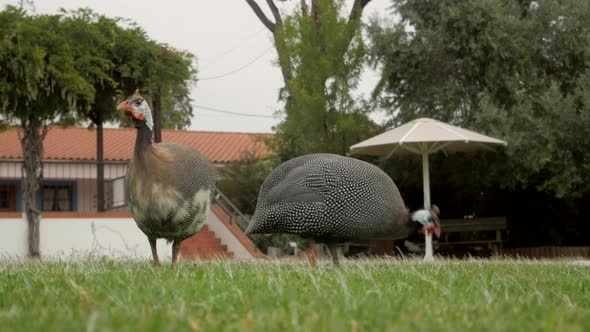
xmin=422 ymin=149 xmax=435 ymax=261
xmin=422 ymin=150 xmax=431 ymax=209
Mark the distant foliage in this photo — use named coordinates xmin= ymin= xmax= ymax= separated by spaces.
xmin=216 ymin=149 xmax=309 ymax=253
xmin=217 ymin=150 xmax=275 ymax=216
xmin=148 ymin=45 xmax=196 ymax=130
xmin=368 ymin=0 xmax=590 ymax=200
xmin=268 ymin=0 xmax=380 ymax=159
xmin=0 ymin=6 xmax=99 ymax=257
xmin=0 ymin=5 xmax=198 ymax=254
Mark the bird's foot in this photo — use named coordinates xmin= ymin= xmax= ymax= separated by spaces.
xmin=404 ymin=240 xmax=421 ymax=252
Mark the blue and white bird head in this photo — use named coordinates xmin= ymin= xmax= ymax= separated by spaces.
xmin=117 ymin=90 xmax=153 ymax=130
xmin=410 ymin=205 xmax=441 ymax=238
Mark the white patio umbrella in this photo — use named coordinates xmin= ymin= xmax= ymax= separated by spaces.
xmin=350 ymin=117 xmax=507 ymax=260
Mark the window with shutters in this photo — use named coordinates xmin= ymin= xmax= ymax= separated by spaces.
xmin=0 ymin=183 xmax=18 ymax=212
xmin=39 ymin=181 xmax=77 ymax=212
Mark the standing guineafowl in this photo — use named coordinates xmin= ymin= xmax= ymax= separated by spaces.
xmin=245 ymin=153 xmax=440 ymax=265
xmin=117 ymin=90 xmax=215 ymax=268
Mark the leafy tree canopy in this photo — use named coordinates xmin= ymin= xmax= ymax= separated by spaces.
xmin=57 ymin=8 xmax=197 ymax=130
xmin=368 ymin=0 xmax=590 ymax=200
xmin=248 ymin=0 xmax=380 ymax=160
xmin=0 ymin=6 xmax=94 ymax=120
xmin=0 ymin=4 xmax=198 ymax=254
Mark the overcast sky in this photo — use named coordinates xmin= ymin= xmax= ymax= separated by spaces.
xmin=2 ymin=0 xmax=392 ymax=133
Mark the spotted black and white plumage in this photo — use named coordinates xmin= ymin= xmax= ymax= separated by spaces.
xmin=246 ymin=154 xmax=442 ymax=264
xmin=246 ymin=154 xmax=440 ymax=264
xmin=118 ymin=90 xmax=215 ymax=268
xmin=127 ymin=143 xmax=215 ymax=241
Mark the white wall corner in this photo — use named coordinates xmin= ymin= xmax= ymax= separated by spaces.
xmin=204 ymin=211 xmax=254 ymax=260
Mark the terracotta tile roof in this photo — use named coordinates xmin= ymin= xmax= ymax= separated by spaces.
xmin=0 ymin=126 xmax=273 ymax=164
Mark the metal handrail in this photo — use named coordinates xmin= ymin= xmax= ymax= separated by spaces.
xmin=212 ymin=188 xmax=264 ymax=252
xmin=212 ymin=187 xmax=250 ymax=230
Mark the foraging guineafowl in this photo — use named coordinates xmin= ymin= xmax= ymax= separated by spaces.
xmin=245 ymin=153 xmax=440 ymax=265
xmin=117 ymin=90 xmax=215 ymax=268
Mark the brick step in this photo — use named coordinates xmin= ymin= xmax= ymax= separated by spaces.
xmin=195 ymin=248 xmax=228 ymax=257
xmin=180 ymin=225 xmax=233 ymax=260
xmin=192 ymin=237 xmax=219 ymax=242
xmin=190 ymin=242 xmax=223 ymax=249
xmin=190 ymin=243 xmax=227 ymax=249
xmin=198 ymin=251 xmax=234 ymax=260
xmin=183 ymin=249 xmax=234 ymax=260
xmin=192 ymin=233 xmax=220 ymax=240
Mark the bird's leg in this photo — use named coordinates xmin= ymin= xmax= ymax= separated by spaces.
xmin=327 ymin=243 xmax=340 ymax=267
xmin=423 ymin=232 xmax=435 ymax=261
xmin=149 ymin=237 xmax=160 ymax=267
xmin=306 ymin=240 xmax=318 ymax=266
xmin=171 ymin=240 xmax=183 ymax=269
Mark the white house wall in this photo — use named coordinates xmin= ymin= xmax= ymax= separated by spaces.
xmin=112 ymin=177 xmax=126 ymax=208
xmin=44 ymin=163 xmax=128 ymax=179
xmin=0 ymin=217 xmax=28 ymax=256
xmin=0 ymin=215 xmax=171 ymax=260
xmin=0 ymin=210 xmax=254 ymax=260
xmin=1 ymin=162 xmax=129 ymax=212
xmin=0 ymin=162 xmax=128 ymax=180
xmin=205 ymin=211 xmax=254 ymax=260
xmin=76 ymin=180 xmax=96 ymax=212
xmin=0 ymin=162 xmax=21 ymax=178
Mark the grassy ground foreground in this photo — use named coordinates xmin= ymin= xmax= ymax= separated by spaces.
xmin=0 ymin=258 xmax=589 ymax=331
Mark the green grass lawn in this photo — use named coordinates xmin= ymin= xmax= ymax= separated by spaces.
xmin=0 ymin=258 xmax=589 ymax=331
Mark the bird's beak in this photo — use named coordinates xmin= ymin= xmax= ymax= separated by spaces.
xmin=117 ymin=100 xmax=144 ymax=121
xmin=117 ymin=100 xmax=131 ymax=112
xmin=420 ymin=223 xmax=441 ymax=238
xmin=245 ymin=214 xmax=271 ymax=236
xmin=433 ymin=223 xmax=441 ymax=238
xmin=244 ymin=221 xmax=256 ymax=235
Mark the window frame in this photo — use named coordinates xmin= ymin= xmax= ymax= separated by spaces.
xmin=36 ymin=180 xmax=77 ymax=212
xmin=0 ymin=180 xmax=21 ymax=212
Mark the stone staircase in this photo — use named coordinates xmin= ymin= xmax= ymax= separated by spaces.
xmin=179 ymin=188 xmax=263 ymax=260
xmin=180 ymin=224 xmax=234 ymax=260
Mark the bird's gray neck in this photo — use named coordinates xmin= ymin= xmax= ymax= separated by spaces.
xmin=393 ymin=217 xmax=419 ymax=239
xmin=134 ymin=125 xmax=152 ymax=160
xmin=402 ymin=221 xmax=419 ymax=238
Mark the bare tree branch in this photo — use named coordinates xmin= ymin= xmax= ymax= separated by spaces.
xmin=311 ymin=0 xmax=325 ymax=55
xmin=311 ymin=0 xmax=321 ymax=32
xmin=266 ymin=0 xmax=283 ymax=26
xmin=245 ymin=0 xmax=293 ymax=87
xmin=300 ymin=0 xmax=308 ymax=16
xmin=244 ymin=0 xmax=372 ymax=95
xmin=245 ymin=0 xmax=276 ymax=32
xmin=348 ymin=0 xmax=372 ymax=22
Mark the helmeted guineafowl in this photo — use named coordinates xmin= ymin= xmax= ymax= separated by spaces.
xmin=117 ymin=90 xmax=215 ymax=268
xmin=245 ymin=153 xmax=440 ymax=265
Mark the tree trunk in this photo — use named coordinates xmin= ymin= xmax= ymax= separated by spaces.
xmin=245 ymin=0 xmax=294 ymax=87
xmin=245 ymin=0 xmax=372 ymax=158
xmin=19 ymin=117 xmax=47 ymax=259
xmin=153 ymin=91 xmax=162 ymax=143
xmin=96 ymin=114 xmax=105 ymax=212
xmin=91 ymin=87 xmax=117 ymax=212
xmin=245 ymin=0 xmax=372 ymax=88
